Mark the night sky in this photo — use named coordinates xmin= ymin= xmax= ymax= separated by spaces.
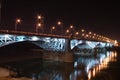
xmin=1 ymin=0 xmax=120 ymax=41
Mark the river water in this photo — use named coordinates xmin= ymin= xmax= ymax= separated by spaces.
xmin=0 ymin=51 xmax=119 ymax=80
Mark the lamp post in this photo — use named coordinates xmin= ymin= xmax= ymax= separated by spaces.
xmin=57 ymin=21 xmax=63 ymax=35
xmin=51 ymin=26 xmax=55 ymax=34
xmin=75 ymin=31 xmax=79 ymax=37
xmin=36 ymin=14 xmax=44 ymax=33
xmin=65 ymin=29 xmax=69 ymax=36
xmin=81 ymin=29 xmax=85 ymax=38
xmin=69 ymin=25 xmax=75 ymax=37
xmin=70 ymin=25 xmax=73 ymax=29
xmin=15 ymin=18 xmax=21 ymax=31
xmin=36 ymin=23 xmax=41 ymax=33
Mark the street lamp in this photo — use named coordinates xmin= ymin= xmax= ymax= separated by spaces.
xmin=69 ymin=25 xmax=75 ymax=37
xmin=57 ymin=21 xmax=63 ymax=35
xmin=65 ymin=29 xmax=70 ymax=35
xmin=51 ymin=26 xmax=55 ymax=34
xmin=75 ymin=31 xmax=79 ymax=38
xmin=15 ymin=18 xmax=21 ymax=31
xmin=66 ymin=29 xmax=69 ymax=33
xmin=57 ymin=21 xmax=61 ymax=25
xmin=36 ymin=23 xmax=42 ymax=33
xmin=81 ymin=29 xmax=85 ymax=32
xmin=36 ymin=14 xmax=44 ymax=33
xmin=38 ymin=23 xmax=41 ymax=27
xmin=37 ymin=15 xmax=42 ymax=20
xmin=70 ymin=25 xmax=73 ymax=29
xmin=75 ymin=32 xmax=79 ymax=35
xmin=70 ymin=25 xmax=74 ymax=31
xmin=88 ymin=32 xmax=92 ymax=38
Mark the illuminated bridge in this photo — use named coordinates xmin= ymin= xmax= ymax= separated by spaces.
xmin=0 ymin=29 xmax=118 ymax=50
xmin=0 ymin=29 xmax=118 ymax=62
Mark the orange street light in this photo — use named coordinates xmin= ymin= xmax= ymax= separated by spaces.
xmin=15 ymin=18 xmax=21 ymax=31
xmin=89 ymin=32 xmax=92 ymax=34
xmin=51 ymin=26 xmax=55 ymax=34
xmin=36 ymin=23 xmax=42 ymax=33
xmin=57 ymin=21 xmax=62 ymax=25
xmin=81 ymin=29 xmax=85 ymax=32
xmin=57 ymin=21 xmax=63 ymax=35
xmin=75 ymin=32 xmax=79 ymax=38
xmin=37 ymin=23 xmax=42 ymax=27
xmin=37 ymin=15 xmax=42 ymax=20
xmin=75 ymin=32 xmax=79 ymax=35
xmin=70 ymin=25 xmax=73 ymax=29
xmin=66 ymin=29 xmax=69 ymax=33
xmin=65 ymin=29 xmax=70 ymax=35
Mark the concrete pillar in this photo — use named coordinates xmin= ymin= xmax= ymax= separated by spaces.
xmin=63 ymin=39 xmax=74 ymax=62
xmin=65 ymin=39 xmax=71 ymax=52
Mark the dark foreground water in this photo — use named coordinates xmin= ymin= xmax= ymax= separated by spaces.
xmin=0 ymin=51 xmax=119 ymax=80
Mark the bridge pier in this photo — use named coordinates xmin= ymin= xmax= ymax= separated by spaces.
xmin=62 ymin=39 xmax=74 ymax=62
xmin=41 ymin=38 xmax=74 ymax=62
xmin=65 ymin=39 xmax=71 ymax=52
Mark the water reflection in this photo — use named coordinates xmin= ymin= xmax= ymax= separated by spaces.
xmin=88 ymin=51 xmax=117 ymax=80
xmin=0 ymin=51 xmax=117 ymax=80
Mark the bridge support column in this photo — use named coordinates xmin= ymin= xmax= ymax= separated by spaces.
xmin=65 ymin=39 xmax=71 ymax=52
xmin=62 ymin=39 xmax=73 ymax=62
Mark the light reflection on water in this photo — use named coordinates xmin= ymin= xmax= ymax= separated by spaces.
xmin=87 ymin=51 xmax=117 ymax=80
xmin=0 ymin=51 xmax=117 ymax=80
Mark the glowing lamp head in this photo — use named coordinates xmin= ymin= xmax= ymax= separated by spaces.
xmin=89 ymin=32 xmax=92 ymax=34
xmin=66 ymin=29 xmax=69 ymax=33
xmin=57 ymin=21 xmax=61 ymax=25
xmin=81 ymin=29 xmax=85 ymax=32
xmin=37 ymin=23 xmax=41 ymax=27
xmin=38 ymin=15 xmax=42 ymax=19
xmin=52 ymin=26 xmax=55 ymax=30
xmin=16 ymin=19 xmax=21 ymax=23
xmin=75 ymin=32 xmax=79 ymax=35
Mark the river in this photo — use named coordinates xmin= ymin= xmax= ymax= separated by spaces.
xmin=0 ymin=51 xmax=119 ymax=80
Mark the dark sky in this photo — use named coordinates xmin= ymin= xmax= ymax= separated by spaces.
xmin=1 ymin=0 xmax=120 ymax=41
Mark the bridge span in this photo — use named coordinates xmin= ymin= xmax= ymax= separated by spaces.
xmin=0 ymin=30 xmax=118 ymax=62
